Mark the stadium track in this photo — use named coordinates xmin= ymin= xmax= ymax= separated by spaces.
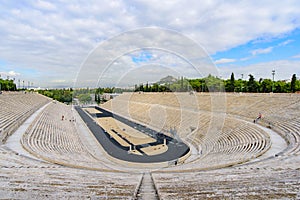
xmin=75 ymin=106 xmax=190 ymax=163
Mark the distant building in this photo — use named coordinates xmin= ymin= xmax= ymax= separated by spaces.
xmin=102 ymin=93 xmax=120 ymax=101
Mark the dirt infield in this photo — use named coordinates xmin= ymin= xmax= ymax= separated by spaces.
xmin=96 ymin=117 xmax=156 ymax=146
xmin=141 ymin=144 xmax=168 ymax=155
xmin=83 ymin=107 xmax=102 ymax=114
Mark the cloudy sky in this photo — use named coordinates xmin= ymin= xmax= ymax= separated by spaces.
xmin=0 ymin=0 xmax=300 ymax=88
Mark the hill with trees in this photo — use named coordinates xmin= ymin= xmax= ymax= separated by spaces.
xmin=134 ymin=73 xmax=300 ymax=93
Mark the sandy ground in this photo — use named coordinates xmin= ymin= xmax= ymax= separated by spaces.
xmin=97 ymin=117 xmax=156 ymax=145
xmin=141 ymin=144 xmax=168 ymax=156
xmin=83 ymin=107 xmax=102 ymax=114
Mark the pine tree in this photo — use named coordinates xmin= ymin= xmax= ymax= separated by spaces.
xmin=291 ymin=74 xmax=296 ymax=93
xmin=94 ymin=93 xmax=98 ymax=103
xmin=145 ymin=82 xmax=149 ymax=92
xmin=230 ymin=72 xmax=235 ymax=92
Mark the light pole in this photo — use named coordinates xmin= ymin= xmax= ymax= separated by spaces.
xmin=7 ymin=77 xmax=10 ymax=91
xmin=240 ymin=74 xmax=244 ymax=92
xmin=219 ymin=75 xmax=222 ymax=92
xmin=272 ymin=70 xmax=275 ymax=93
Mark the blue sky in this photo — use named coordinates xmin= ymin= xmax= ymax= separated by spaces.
xmin=131 ymin=51 xmax=153 ymax=64
xmin=213 ymin=29 xmax=300 ymax=66
xmin=0 ymin=0 xmax=300 ymax=87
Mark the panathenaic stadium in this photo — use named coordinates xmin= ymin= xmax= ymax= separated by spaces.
xmin=0 ymin=91 xmax=299 ymax=199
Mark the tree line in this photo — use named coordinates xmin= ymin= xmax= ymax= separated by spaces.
xmin=17 ymin=73 xmax=300 ymax=104
xmin=2 ymin=73 xmax=299 ymax=95
xmin=134 ymin=73 xmax=300 ymax=93
xmin=0 ymin=79 xmax=17 ymax=91
xmin=37 ymin=87 xmax=132 ymax=104
xmin=37 ymin=88 xmax=73 ymax=103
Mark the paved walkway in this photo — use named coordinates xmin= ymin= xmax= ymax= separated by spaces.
xmin=251 ymin=123 xmax=287 ymax=160
xmin=136 ymin=173 xmax=158 ymax=200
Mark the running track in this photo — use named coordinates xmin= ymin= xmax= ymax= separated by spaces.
xmin=75 ymin=106 xmax=190 ymax=163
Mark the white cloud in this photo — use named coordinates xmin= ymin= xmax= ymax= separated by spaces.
xmin=251 ymin=47 xmax=274 ymax=56
xmin=35 ymin=0 xmax=56 ymax=11
xmin=249 ymin=39 xmax=293 ymax=58
xmin=8 ymin=70 xmax=20 ymax=76
xmin=51 ymin=79 xmax=66 ymax=83
xmin=0 ymin=70 xmax=21 ymax=77
xmin=0 ymin=1 xmax=300 ymax=87
xmin=278 ymin=39 xmax=294 ymax=46
xmin=292 ymin=53 xmax=300 ymax=58
xmin=240 ymin=56 xmax=252 ymax=61
xmin=215 ymin=58 xmax=236 ymax=64
xmin=130 ymin=0 xmax=300 ymax=53
xmin=218 ymin=60 xmax=300 ymax=80
xmin=75 ymin=28 xmax=215 ymax=88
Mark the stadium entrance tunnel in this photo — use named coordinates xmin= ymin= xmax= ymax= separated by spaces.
xmin=75 ymin=106 xmax=190 ymax=166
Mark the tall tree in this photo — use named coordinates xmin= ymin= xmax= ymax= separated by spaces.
xmin=139 ymin=84 xmax=144 ymax=92
xmin=247 ymin=74 xmax=258 ymax=92
xmin=152 ymin=83 xmax=159 ymax=92
xmin=94 ymin=93 xmax=98 ymax=102
xmin=229 ymin=72 xmax=235 ymax=92
xmin=145 ymin=82 xmax=149 ymax=92
xmin=291 ymin=74 xmax=296 ymax=93
xmin=260 ymin=79 xmax=272 ymax=93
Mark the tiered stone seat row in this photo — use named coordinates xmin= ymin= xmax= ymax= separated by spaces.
xmin=0 ymin=145 xmax=54 ymax=169
xmin=169 ymin=119 xmax=270 ymax=170
xmin=102 ymin=93 xmax=271 ymax=169
xmin=251 ymin=95 xmax=300 ymax=156
xmin=152 ymin=166 xmax=300 ymax=199
xmin=0 ymin=92 xmax=50 ymax=143
xmin=263 ymin=116 xmax=300 ymax=155
xmin=1 ymin=92 xmax=298 ymax=199
xmin=21 ymin=101 xmax=109 ymax=170
xmin=0 ymin=144 xmax=142 ymax=199
xmin=105 ymin=98 xmax=212 ymax=137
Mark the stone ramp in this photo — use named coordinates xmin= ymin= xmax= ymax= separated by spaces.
xmin=136 ymin=173 xmax=158 ymax=200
